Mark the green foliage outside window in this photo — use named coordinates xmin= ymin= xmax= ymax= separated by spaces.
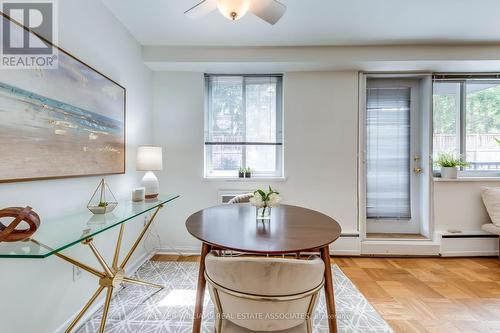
xmin=466 ymin=85 xmax=500 ymax=134
xmin=433 ymin=84 xmax=500 ymax=134
xmin=433 ymin=94 xmax=457 ymax=134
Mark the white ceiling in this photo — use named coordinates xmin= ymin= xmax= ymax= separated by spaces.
xmin=103 ymin=0 xmax=500 ymax=46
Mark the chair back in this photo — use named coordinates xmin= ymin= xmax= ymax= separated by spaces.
xmin=205 ymin=253 xmax=325 ymax=332
xmin=227 ymin=193 xmax=253 ymax=204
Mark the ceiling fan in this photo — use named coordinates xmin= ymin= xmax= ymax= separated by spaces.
xmin=184 ymin=0 xmax=287 ymax=25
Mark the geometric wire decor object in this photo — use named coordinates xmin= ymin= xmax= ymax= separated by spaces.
xmin=87 ymin=179 xmax=118 ymax=214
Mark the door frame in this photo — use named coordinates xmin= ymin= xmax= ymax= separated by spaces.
xmin=358 ymin=72 xmax=433 ymax=240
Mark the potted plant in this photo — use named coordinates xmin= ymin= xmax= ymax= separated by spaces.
xmin=249 ymin=186 xmax=281 ymax=219
xmin=245 ymin=167 xmax=251 ymax=178
xmin=434 ymin=152 xmax=468 ymax=179
xmin=238 ymin=167 xmax=245 ymax=178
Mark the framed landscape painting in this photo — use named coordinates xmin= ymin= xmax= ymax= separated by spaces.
xmin=0 ymin=14 xmax=125 ymax=183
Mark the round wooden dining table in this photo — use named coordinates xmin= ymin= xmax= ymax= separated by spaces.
xmin=185 ymin=203 xmax=342 ymax=333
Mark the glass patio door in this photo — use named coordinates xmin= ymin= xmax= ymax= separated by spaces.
xmin=365 ymin=79 xmax=422 ymax=234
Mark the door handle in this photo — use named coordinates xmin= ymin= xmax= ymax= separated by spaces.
xmin=413 ymin=167 xmax=423 ymax=174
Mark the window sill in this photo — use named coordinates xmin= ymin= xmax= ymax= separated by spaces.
xmin=433 ymin=177 xmax=500 ymax=182
xmin=203 ymin=177 xmax=287 ymax=182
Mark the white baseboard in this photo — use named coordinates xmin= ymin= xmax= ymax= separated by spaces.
xmin=157 ymin=235 xmax=362 ymax=257
xmin=330 ymin=235 xmax=361 ymax=256
xmin=361 ymin=240 xmax=440 ymax=256
xmin=53 ymin=250 xmax=154 ymax=333
xmin=437 ymin=232 xmax=499 ymax=257
xmin=156 ymin=246 xmax=201 ymax=255
xmin=157 ymin=234 xmax=499 ymax=258
xmin=441 ymin=250 xmax=499 ymax=257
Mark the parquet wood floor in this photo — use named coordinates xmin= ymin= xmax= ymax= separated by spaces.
xmin=151 ymin=255 xmax=500 ymax=332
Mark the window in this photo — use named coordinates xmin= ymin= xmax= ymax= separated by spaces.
xmin=204 ymin=75 xmax=283 ymax=178
xmin=433 ymin=76 xmax=500 ymax=175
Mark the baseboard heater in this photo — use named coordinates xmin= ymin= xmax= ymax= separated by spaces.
xmin=339 ymin=233 xmax=359 ymax=238
xmin=440 ymin=233 xmax=498 ymax=257
xmin=441 ymin=234 xmax=498 ymax=239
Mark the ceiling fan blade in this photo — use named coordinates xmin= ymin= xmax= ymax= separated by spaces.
xmin=184 ymin=0 xmax=218 ymax=19
xmin=249 ymin=0 xmax=287 ymax=25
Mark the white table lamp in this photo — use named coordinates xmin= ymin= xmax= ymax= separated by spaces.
xmin=136 ymin=145 xmax=163 ymax=199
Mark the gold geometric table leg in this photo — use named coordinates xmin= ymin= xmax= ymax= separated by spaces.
xmin=35 ymin=204 xmax=165 ymax=333
xmin=112 ymin=224 xmax=125 ymax=270
xmin=123 ymin=276 xmax=164 ymax=289
xmin=99 ymin=286 xmax=114 ymax=333
xmin=64 ymin=286 xmax=105 ymax=333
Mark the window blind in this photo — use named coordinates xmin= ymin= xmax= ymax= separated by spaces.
xmin=204 ymin=74 xmax=283 ymax=176
xmin=433 ymin=73 xmax=500 ymax=80
xmin=204 ymin=75 xmax=283 ymax=146
xmin=366 ymin=87 xmax=411 ymax=220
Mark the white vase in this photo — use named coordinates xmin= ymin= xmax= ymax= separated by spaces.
xmin=441 ymin=167 xmax=458 ymax=179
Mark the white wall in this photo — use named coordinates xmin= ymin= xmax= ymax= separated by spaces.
xmin=0 ymin=1 xmax=157 ymax=332
xmin=434 ymin=181 xmax=499 ymax=233
xmin=151 ymin=69 xmax=499 ymax=252
xmin=151 ymin=71 xmax=359 ymax=252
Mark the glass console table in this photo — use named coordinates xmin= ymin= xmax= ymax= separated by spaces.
xmin=0 ymin=194 xmax=179 ymax=333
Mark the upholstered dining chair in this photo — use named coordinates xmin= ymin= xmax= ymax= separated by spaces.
xmin=205 ymin=252 xmax=325 ymax=333
xmin=227 ymin=193 xmax=254 ymax=204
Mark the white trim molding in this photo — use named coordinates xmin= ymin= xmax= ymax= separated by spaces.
xmin=361 ymin=240 xmax=440 ymax=256
xmin=158 ymin=234 xmax=362 ymax=257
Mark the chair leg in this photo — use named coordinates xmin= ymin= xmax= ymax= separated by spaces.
xmin=215 ymin=318 xmax=222 ymax=333
xmin=498 ymin=236 xmax=499 ymax=260
xmin=306 ymin=318 xmax=313 ymax=333
xmin=212 ymin=287 xmax=224 ymax=333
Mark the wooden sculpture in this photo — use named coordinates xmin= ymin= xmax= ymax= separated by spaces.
xmin=0 ymin=206 xmax=40 ymax=242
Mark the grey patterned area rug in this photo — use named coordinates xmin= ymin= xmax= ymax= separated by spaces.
xmin=78 ymin=261 xmax=393 ymax=333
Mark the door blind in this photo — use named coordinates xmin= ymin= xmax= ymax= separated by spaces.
xmin=366 ymin=87 xmax=411 ymax=220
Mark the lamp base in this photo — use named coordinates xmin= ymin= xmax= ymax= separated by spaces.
xmin=141 ymin=171 xmax=159 ymax=199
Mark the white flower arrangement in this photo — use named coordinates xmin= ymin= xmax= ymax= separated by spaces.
xmin=249 ymin=186 xmax=281 ymax=218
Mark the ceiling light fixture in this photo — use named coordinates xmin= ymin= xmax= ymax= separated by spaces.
xmin=217 ymin=0 xmax=250 ymax=21
xmin=184 ymin=0 xmax=287 ymax=25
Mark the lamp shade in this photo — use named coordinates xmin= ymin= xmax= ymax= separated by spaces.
xmin=136 ymin=146 xmax=163 ymax=171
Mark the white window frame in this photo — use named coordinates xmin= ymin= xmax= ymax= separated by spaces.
xmin=433 ymin=76 xmax=500 ymax=177
xmin=204 ymin=74 xmax=284 ymax=179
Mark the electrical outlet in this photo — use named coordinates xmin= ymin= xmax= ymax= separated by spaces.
xmin=73 ymin=265 xmax=82 ymax=281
